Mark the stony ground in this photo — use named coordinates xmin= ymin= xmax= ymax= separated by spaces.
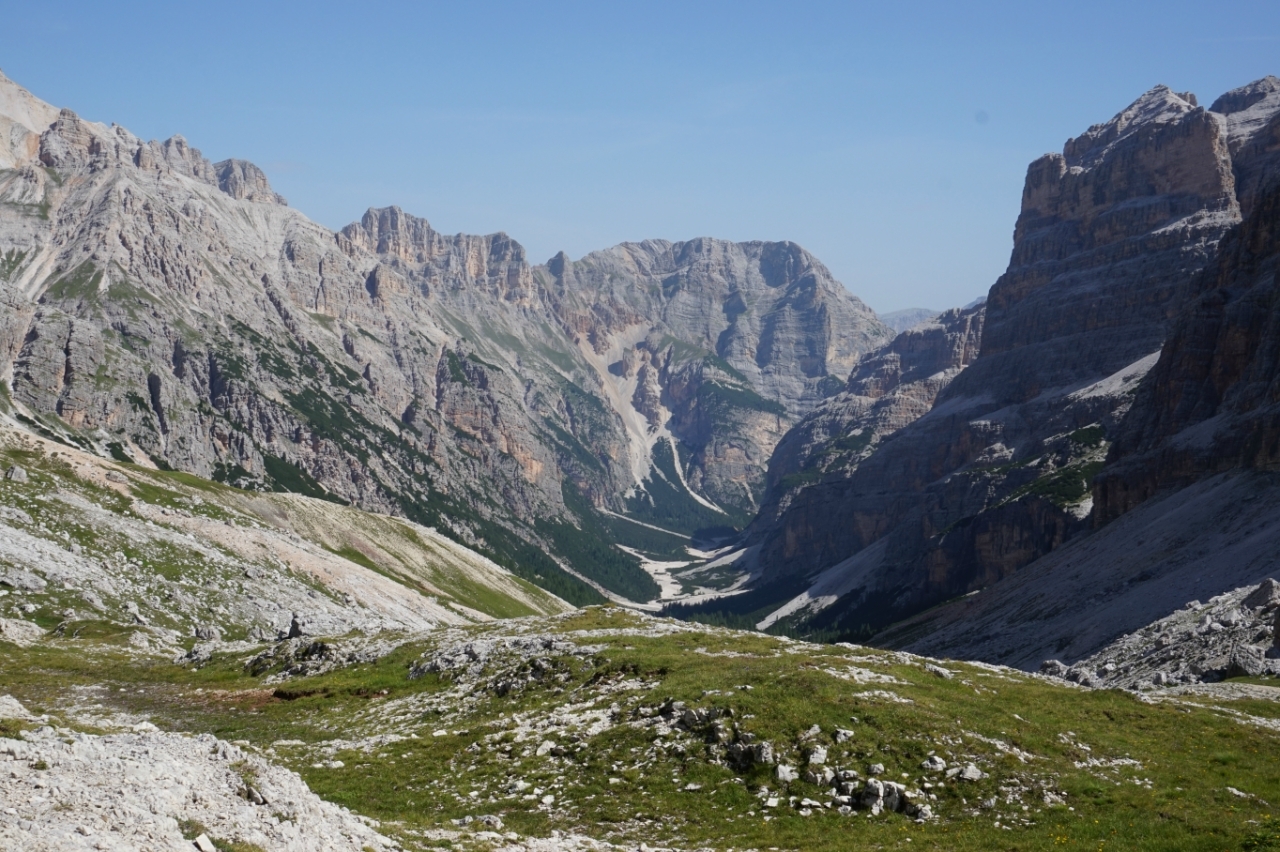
xmin=0 ymin=696 xmax=396 ymax=852
xmin=0 ymin=425 xmax=567 ymax=662
xmin=1043 ymin=578 xmax=1280 ymax=689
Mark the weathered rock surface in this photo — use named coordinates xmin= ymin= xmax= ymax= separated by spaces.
xmin=740 ymin=80 xmax=1280 ymax=637
xmin=1098 ymin=178 xmax=1280 ymax=523
xmin=1211 ymin=75 xmax=1280 ymax=218
xmin=880 ymin=470 xmax=1280 ymax=668
xmin=0 ymin=424 xmax=570 ymax=655
xmin=751 ymin=302 xmax=985 ymax=531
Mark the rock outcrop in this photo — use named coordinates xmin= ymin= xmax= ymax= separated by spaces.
xmin=1041 ymin=578 xmax=1280 ymax=689
xmin=1097 ymin=178 xmax=1280 ymax=522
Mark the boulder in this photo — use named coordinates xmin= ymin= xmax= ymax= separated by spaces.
xmin=3 ymin=465 xmax=28 ymax=483
xmin=193 ymin=624 xmax=222 ymax=642
xmin=751 ymin=741 xmax=776 ymax=766
xmin=803 ymin=766 xmax=834 ymax=786
xmin=0 ymin=569 xmax=46 ymax=592
xmin=1039 ymin=659 xmax=1070 ymax=678
xmin=1244 ymin=578 xmax=1280 ymax=610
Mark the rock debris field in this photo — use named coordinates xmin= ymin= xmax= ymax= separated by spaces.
xmin=0 ymin=698 xmax=395 ymax=852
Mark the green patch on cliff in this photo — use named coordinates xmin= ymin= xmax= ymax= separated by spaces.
xmin=695 ymin=380 xmax=787 ymax=418
xmin=778 ymin=467 xmax=823 ymax=491
xmin=261 ymin=453 xmax=345 ymax=504
xmin=444 ymin=349 xmax=471 ymax=385
xmin=1026 ymin=460 xmax=1106 ymax=507
xmin=0 ymin=248 xmax=27 ymax=281
xmin=1069 ymin=425 xmax=1106 ymax=448
xmin=41 ymin=261 xmax=101 ymax=302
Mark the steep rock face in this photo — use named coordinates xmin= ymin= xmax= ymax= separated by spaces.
xmin=0 ymin=71 xmax=58 ymax=169
xmin=1097 ymin=179 xmax=1280 ymax=521
xmin=963 ymin=85 xmax=1236 ymax=403
xmin=214 ymin=159 xmax=287 ymax=205
xmin=746 ymin=82 xmax=1276 ymax=634
xmin=1211 ymin=76 xmax=1280 ymax=217
xmin=539 ymin=239 xmax=892 ymax=516
xmin=751 ymin=303 xmax=985 ymax=531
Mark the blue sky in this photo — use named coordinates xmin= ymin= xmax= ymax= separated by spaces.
xmin=3 ymin=1 xmax=1277 ymax=312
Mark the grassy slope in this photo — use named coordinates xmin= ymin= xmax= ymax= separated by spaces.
xmin=0 ymin=432 xmax=571 ymax=627
xmin=3 ymin=608 xmax=1277 ymax=851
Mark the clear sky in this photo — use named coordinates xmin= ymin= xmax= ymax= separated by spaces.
xmin=3 ymin=1 xmax=1277 ymax=312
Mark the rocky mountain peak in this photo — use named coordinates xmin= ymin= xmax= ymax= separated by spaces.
xmin=1209 ymin=76 xmax=1280 ymax=217
xmin=1061 ymin=85 xmax=1204 ymax=168
xmin=0 ymin=70 xmax=59 ymax=169
xmin=0 ymin=69 xmax=59 ymax=132
xmin=1209 ymin=75 xmax=1280 ymax=118
xmin=977 ymin=80 xmax=1237 ymax=395
xmin=0 ymin=74 xmax=285 ymax=209
xmin=342 ymin=206 xmax=438 ymax=261
xmin=340 ymin=206 xmax=533 ymax=301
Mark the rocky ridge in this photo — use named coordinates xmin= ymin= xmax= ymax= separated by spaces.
xmin=0 ymin=419 xmax=570 ymax=662
xmin=877 ymin=153 xmax=1280 ymax=670
xmin=540 ymin=239 xmax=891 ymax=520
xmin=749 ymin=302 xmax=986 ymax=534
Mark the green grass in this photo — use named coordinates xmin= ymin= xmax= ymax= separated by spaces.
xmin=2 ymin=607 xmax=1278 ymax=851
xmin=538 ymin=482 xmax=660 ymax=603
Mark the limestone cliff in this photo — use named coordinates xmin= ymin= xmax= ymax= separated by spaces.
xmin=734 ymin=81 xmax=1280 ymax=637
xmin=1097 ymin=178 xmax=1280 ymax=520
xmin=751 ymin=303 xmax=985 ymax=532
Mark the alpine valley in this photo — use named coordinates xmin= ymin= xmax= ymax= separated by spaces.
xmin=2 ymin=68 xmax=1280 ymax=852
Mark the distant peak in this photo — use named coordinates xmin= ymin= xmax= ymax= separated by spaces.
xmin=546 ymin=250 xmax=570 ymax=276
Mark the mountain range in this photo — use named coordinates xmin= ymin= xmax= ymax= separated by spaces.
xmin=3 ymin=70 xmax=1280 ymax=671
